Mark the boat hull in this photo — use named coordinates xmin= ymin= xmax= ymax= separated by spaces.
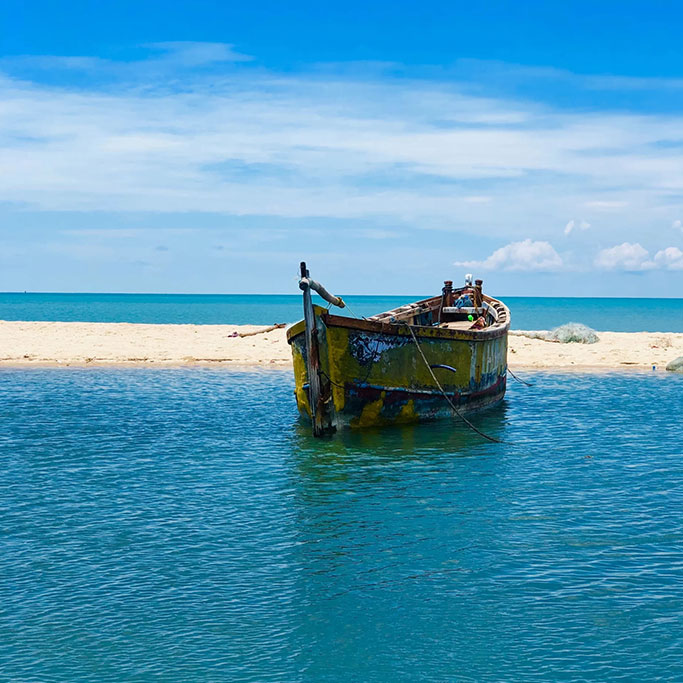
xmin=288 ymin=307 xmax=508 ymax=430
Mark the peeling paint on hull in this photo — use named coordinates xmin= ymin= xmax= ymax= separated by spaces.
xmin=344 ymin=375 xmax=506 ymax=428
xmin=288 ymin=301 xmax=509 ymax=431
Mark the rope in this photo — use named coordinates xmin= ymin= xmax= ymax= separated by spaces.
xmin=316 ymin=314 xmax=505 ymax=443
xmin=326 ymin=299 xmax=364 ymax=320
xmin=399 ymin=322 xmax=504 ymax=444
xmin=341 ymin=301 xmax=364 ymax=320
xmin=507 ymin=367 xmax=533 ymax=386
xmin=319 ymin=369 xmax=346 ymax=389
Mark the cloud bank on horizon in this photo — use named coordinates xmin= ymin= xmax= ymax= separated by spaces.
xmin=1 ymin=40 xmax=682 ymax=294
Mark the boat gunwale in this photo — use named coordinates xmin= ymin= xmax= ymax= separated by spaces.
xmin=286 ymin=294 xmax=510 ymax=343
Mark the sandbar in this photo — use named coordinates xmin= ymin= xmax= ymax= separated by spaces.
xmin=0 ymin=321 xmax=681 ymax=371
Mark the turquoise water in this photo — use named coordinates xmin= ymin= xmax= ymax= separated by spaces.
xmin=1 ymin=368 xmax=682 ymax=681
xmin=1 ymin=292 xmax=683 ymax=331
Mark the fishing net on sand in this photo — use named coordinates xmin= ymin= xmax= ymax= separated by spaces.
xmin=546 ymin=323 xmax=599 ymax=344
xmin=512 ymin=323 xmax=599 ymax=344
xmin=666 ymin=356 xmax=683 ymax=373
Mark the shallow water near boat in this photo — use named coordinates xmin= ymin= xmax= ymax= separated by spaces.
xmin=1 ymin=369 xmax=682 ymax=681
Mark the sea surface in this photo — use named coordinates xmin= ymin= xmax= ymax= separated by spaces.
xmin=1 ymin=368 xmax=682 ymax=681
xmin=1 ymin=292 xmax=683 ymax=331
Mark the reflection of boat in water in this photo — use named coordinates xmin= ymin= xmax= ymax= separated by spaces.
xmin=287 ymin=262 xmax=510 ymax=437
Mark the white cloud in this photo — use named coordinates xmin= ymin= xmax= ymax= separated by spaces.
xmin=147 ymin=42 xmax=253 ymax=66
xmin=594 ymin=242 xmax=655 ymax=271
xmin=564 ymin=219 xmax=590 ymax=236
xmin=654 ymin=246 xmax=683 ymax=270
xmin=673 ymin=219 xmax=683 ymax=232
xmin=360 ymin=229 xmax=396 ymax=240
xmin=2 ymin=51 xmax=683 ymax=246
xmin=595 ymin=242 xmax=683 ymax=271
xmin=583 ymin=200 xmax=628 ymax=209
xmin=1 ymin=55 xmax=105 ymax=71
xmin=4 ymin=53 xmax=683 ymax=294
xmin=61 ymin=228 xmax=196 ymax=238
xmin=455 ymin=239 xmax=563 ymax=272
xmin=463 ymin=196 xmax=492 ymax=204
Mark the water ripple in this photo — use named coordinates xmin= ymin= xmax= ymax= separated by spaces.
xmin=0 ymin=369 xmax=681 ymax=681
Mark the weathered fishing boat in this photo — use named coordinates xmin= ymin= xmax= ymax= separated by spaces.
xmin=287 ymin=262 xmax=510 ymax=436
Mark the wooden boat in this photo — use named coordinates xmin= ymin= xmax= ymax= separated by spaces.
xmin=287 ymin=262 xmax=510 ymax=436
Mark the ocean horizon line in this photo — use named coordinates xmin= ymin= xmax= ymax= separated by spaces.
xmin=2 ymin=291 xmax=683 ymax=300
xmin=2 ymin=292 xmax=682 ymax=331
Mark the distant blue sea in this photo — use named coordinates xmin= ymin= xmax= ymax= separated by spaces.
xmin=1 ymin=292 xmax=683 ymax=331
xmin=1 ymin=369 xmax=682 ymax=681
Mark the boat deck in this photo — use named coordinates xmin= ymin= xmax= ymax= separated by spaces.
xmin=438 ymin=321 xmax=479 ymax=331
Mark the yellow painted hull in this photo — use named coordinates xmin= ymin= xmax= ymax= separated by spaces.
xmin=288 ymin=306 xmax=508 ymax=430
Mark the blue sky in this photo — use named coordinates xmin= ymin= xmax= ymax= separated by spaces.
xmin=1 ymin=0 xmax=683 ymax=295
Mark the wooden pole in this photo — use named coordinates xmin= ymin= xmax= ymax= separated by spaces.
xmin=474 ymin=279 xmax=483 ymax=308
xmin=299 ymin=261 xmax=329 ymax=437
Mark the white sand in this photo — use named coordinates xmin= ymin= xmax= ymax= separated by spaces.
xmin=0 ymin=321 xmax=681 ymax=370
xmin=508 ymin=330 xmax=683 ymax=370
xmin=0 ymin=321 xmax=292 ymax=367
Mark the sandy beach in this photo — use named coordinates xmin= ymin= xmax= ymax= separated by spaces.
xmin=0 ymin=320 xmax=681 ymax=370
